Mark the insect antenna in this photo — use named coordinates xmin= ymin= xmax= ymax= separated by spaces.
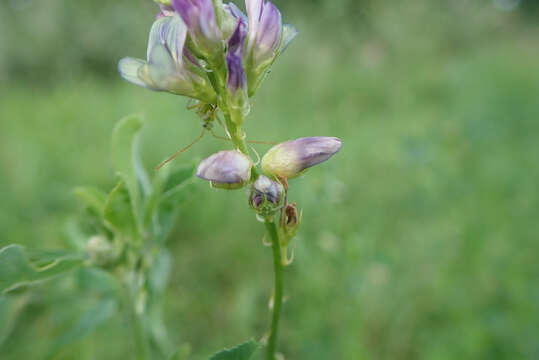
xmin=155 ymin=128 xmax=206 ymax=171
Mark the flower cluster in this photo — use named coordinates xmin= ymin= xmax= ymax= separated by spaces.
xmin=119 ymin=0 xmax=342 ymax=255
xmin=119 ymin=0 xmax=297 ymax=116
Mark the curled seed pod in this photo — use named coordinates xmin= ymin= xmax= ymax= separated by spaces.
xmin=249 ymin=175 xmax=284 ymax=214
xmin=196 ymin=150 xmax=252 ymax=189
xmin=261 ymin=136 xmax=342 ymax=179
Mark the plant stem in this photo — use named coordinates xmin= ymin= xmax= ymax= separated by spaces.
xmin=222 ymin=111 xmax=259 ymax=179
xmin=122 ymin=274 xmax=150 ymax=360
xmin=265 ymin=220 xmax=284 ymax=360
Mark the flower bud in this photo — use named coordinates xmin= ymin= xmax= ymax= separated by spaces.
xmin=249 ymin=175 xmax=283 ymax=214
xmin=86 ymin=235 xmax=114 ymax=266
xmin=171 ymin=0 xmax=223 ymax=60
xmin=244 ymin=0 xmax=298 ymax=96
xmin=261 ymin=137 xmax=342 ymax=179
xmin=196 ymin=150 xmax=252 ymax=189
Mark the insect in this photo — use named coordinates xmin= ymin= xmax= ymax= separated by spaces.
xmin=155 ymin=102 xmax=275 ymax=170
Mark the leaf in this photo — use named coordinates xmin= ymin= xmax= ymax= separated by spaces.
xmin=111 ymin=115 xmax=144 ymax=224
xmin=73 ymin=186 xmax=108 ymax=216
xmin=210 ymin=339 xmax=260 ymax=360
xmin=47 ymin=298 xmax=117 ymax=357
xmin=160 ymin=164 xmax=197 ymax=207
xmin=0 ymin=245 xmax=84 ymax=294
xmin=148 ymin=249 xmax=172 ymax=295
xmin=0 ymin=295 xmax=29 ymax=346
xmin=169 ymin=344 xmax=191 ymax=360
xmin=162 ymin=162 xmax=198 ymax=194
xmin=103 ymin=181 xmax=137 ymax=240
xmin=146 ymin=162 xmax=197 ymax=242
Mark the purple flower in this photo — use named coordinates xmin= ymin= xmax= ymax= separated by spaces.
xmin=244 ymin=0 xmax=298 ymax=95
xmin=261 ymin=137 xmax=342 ymax=179
xmin=118 ymin=14 xmax=217 ymax=103
xmin=196 ymin=150 xmax=252 ymax=189
xmin=171 ymin=0 xmax=222 ymax=58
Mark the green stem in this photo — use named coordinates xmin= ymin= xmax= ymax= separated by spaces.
xmin=122 ymin=274 xmax=150 ymax=360
xmin=264 ymin=220 xmax=284 ymax=360
xmin=222 ymin=111 xmax=259 ymax=179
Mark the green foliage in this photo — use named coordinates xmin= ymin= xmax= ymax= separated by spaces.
xmin=210 ymin=340 xmax=259 ymax=360
xmin=47 ymin=298 xmax=118 ymax=357
xmin=0 ymin=245 xmax=84 ymax=294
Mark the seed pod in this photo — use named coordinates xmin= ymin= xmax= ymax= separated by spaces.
xmin=196 ymin=150 xmax=252 ymax=189
xmin=261 ymin=136 xmax=342 ymax=179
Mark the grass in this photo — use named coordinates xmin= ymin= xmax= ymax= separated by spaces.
xmin=1 ymin=3 xmax=539 ymax=359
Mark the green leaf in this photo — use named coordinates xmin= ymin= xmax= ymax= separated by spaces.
xmin=145 ymin=162 xmax=197 ymax=242
xmin=169 ymin=344 xmax=191 ymax=360
xmin=73 ymin=186 xmax=108 ymax=216
xmin=160 ymin=164 xmax=197 ymax=207
xmin=0 ymin=245 xmax=84 ymax=294
xmin=0 ymin=295 xmax=28 ymax=346
xmin=111 ymin=115 xmax=144 ymax=224
xmin=148 ymin=249 xmax=172 ymax=295
xmin=103 ymin=181 xmax=137 ymax=239
xmin=47 ymin=298 xmax=117 ymax=357
xmin=210 ymin=339 xmax=260 ymax=360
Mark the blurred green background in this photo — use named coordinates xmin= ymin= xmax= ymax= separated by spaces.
xmin=1 ymin=0 xmax=538 ymax=359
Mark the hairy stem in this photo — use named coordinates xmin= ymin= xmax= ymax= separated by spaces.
xmin=265 ymin=220 xmax=284 ymax=360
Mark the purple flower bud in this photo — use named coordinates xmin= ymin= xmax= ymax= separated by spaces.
xmin=244 ymin=0 xmax=297 ymax=95
xmin=118 ymin=15 xmax=217 ymax=103
xmin=261 ymin=137 xmax=342 ymax=179
xmin=171 ymin=0 xmax=222 ymax=58
xmin=246 ymin=0 xmax=282 ymax=65
xmin=196 ymin=150 xmax=252 ymax=189
xmin=250 ymin=175 xmax=283 ymax=210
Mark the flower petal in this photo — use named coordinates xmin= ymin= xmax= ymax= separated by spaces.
xmin=118 ymin=57 xmax=151 ymax=89
xmin=261 ymin=137 xmax=342 ymax=179
xmin=147 ymin=15 xmax=187 ymax=64
xmin=256 ymin=1 xmax=282 ymax=54
xmin=278 ymin=23 xmax=298 ymax=55
xmin=196 ymin=150 xmax=252 ymax=184
xmin=227 ymin=17 xmax=247 ymax=92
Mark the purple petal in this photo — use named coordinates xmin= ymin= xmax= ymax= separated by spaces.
xmin=257 ymin=1 xmax=282 ymax=52
xmin=224 ymin=2 xmax=247 ymax=23
xmin=226 ymin=18 xmax=247 ymax=91
xmin=292 ymin=137 xmax=342 ymax=170
xmin=261 ymin=137 xmax=342 ymax=179
xmin=172 ymin=0 xmax=220 ymax=42
xmin=171 ymin=0 xmax=197 ymax=28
